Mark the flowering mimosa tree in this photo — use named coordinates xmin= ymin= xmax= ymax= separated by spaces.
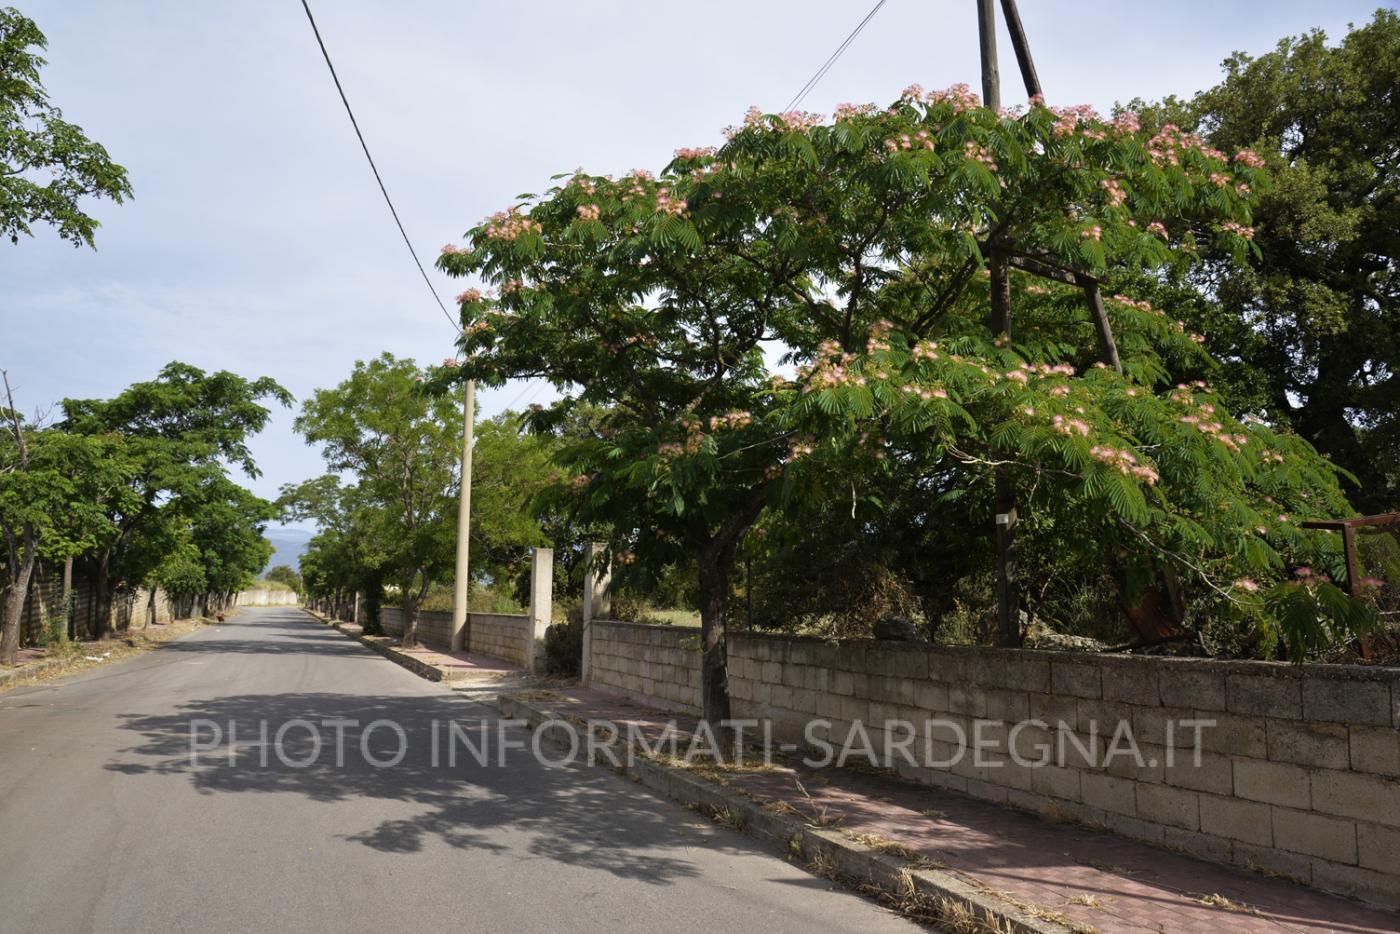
xmin=439 ymin=86 xmax=1365 ymax=724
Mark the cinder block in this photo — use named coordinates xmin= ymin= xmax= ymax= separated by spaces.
xmin=949 ymin=685 xmax=987 ymax=718
xmin=1004 ymin=656 xmax=1051 ymax=693
xmin=1311 ymin=859 xmax=1400 ymax=909
xmin=1030 ymin=764 xmax=1081 ymax=802
xmin=1136 ymin=783 xmax=1200 ymax=831
xmin=831 ymin=670 xmax=854 ymax=696
xmin=1197 ymin=713 xmax=1267 ymax=759
xmin=984 ymin=688 xmax=1029 ymax=724
xmin=1302 ymin=678 xmax=1391 ymax=726
xmin=1233 ymin=759 xmax=1310 ymax=809
xmin=1051 ymin=659 xmax=1101 ymax=699
xmin=1029 ymin=693 xmax=1078 ymax=731
xmin=1132 ymin=705 xmax=1198 ymax=748
xmin=1076 ymin=699 xmax=1133 ymax=736
xmin=1357 ymin=822 xmax=1400 ymax=876
xmin=1272 ymin=807 xmax=1357 ymax=863
xmin=1233 ymin=841 xmax=1312 ymax=883
xmin=1102 ymin=662 xmax=1160 ymax=706
xmin=1157 ymin=666 xmax=1227 ymax=711
xmin=913 ymin=680 xmax=949 ymax=713
xmin=1349 ymin=725 xmax=1400 ymax=776
xmin=1104 ymin=740 xmax=1164 ymax=784
xmin=1266 ymin=719 xmax=1350 ymax=770
xmin=1163 ymin=749 xmax=1233 ymax=795
xmin=1198 ymin=794 xmax=1272 ymax=846
xmin=1081 ymin=772 xmax=1136 ymax=817
xmin=926 ymin=648 xmax=965 ymax=683
xmin=1105 ymin=812 xmax=1165 ymax=845
xmin=1312 ymin=768 xmax=1400 ymax=827
xmin=1164 ymin=826 xmax=1232 ymax=863
xmin=1226 ymin=673 xmax=1301 ymax=719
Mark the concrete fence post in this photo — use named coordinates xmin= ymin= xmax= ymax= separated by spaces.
xmin=524 ymin=547 xmax=553 ymax=671
xmin=581 ymin=542 xmax=611 ymax=684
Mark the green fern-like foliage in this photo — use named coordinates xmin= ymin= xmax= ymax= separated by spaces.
xmin=436 ymin=87 xmax=1367 ymax=659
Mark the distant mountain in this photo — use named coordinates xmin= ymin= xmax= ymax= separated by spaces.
xmin=262 ymin=527 xmax=314 ymax=574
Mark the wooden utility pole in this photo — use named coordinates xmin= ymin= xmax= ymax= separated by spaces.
xmin=449 ymin=378 xmax=475 ymax=652
xmin=978 ymin=0 xmax=1021 ymax=647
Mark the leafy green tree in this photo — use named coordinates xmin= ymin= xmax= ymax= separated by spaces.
xmin=1135 ymin=11 xmax=1400 ymax=512
xmin=293 ymin=354 xmax=460 ymax=647
xmin=264 ymin=564 xmax=303 ymax=593
xmin=60 ymin=362 xmax=290 ymax=636
xmin=1 ymin=380 xmax=122 ymax=662
xmin=280 ymin=476 xmax=385 ymax=625
xmin=441 ymin=87 xmax=1360 ymax=723
xmin=0 ymin=7 xmax=131 ymax=247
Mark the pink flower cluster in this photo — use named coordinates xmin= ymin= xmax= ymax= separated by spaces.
xmin=485 ymin=208 xmax=542 ymax=240
xmin=1233 ymin=149 xmax=1266 ymax=169
xmin=673 ymin=146 xmax=716 ymax=160
xmin=900 ymin=384 xmax=947 ymax=401
xmin=1221 ymin=221 xmax=1255 ymax=240
xmin=455 ymin=288 xmax=482 ymax=304
xmin=1146 ymin=221 xmax=1169 ymax=238
xmin=1080 ymin=225 xmax=1103 ymax=241
xmin=964 ymin=141 xmax=998 ymax=171
xmin=577 ymin=203 xmax=601 ymax=221
xmin=441 ymin=243 xmax=462 ymax=255
xmin=1099 ymin=177 xmax=1126 ymax=206
xmin=1090 ymin=444 xmax=1160 ymax=484
xmin=1111 ymin=294 xmax=1159 ymax=314
xmin=708 ymin=411 xmax=753 ymax=430
xmin=654 ymin=187 xmax=686 ymax=217
xmin=911 ymin=339 xmax=939 ymax=361
xmin=886 ymin=129 xmax=935 ymax=152
xmin=834 ymin=102 xmax=879 ymax=120
xmin=927 ymin=83 xmax=981 ymax=113
xmin=1052 ymin=414 xmax=1091 ymax=437
xmin=1048 ymin=104 xmax=1100 ymax=138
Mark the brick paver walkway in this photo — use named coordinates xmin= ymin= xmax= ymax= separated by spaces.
xmin=516 ymin=685 xmax=1400 ymax=934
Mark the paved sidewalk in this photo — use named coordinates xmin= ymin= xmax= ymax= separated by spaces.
xmin=503 ymin=684 xmax=1400 ymax=934
xmin=314 ymin=615 xmax=522 ymax=683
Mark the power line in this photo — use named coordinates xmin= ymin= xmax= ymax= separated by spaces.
xmin=298 ymin=0 xmax=459 ymax=332
xmin=782 ymin=0 xmax=891 ymax=113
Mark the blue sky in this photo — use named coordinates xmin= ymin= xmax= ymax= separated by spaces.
xmin=2 ymin=1 xmax=1388 ymax=523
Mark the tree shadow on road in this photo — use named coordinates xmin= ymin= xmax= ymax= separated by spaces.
xmin=106 ymin=688 xmax=736 ymax=885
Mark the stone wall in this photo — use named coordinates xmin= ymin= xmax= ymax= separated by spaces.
xmin=379 ymin=608 xmax=453 ymax=646
xmin=235 ymin=588 xmax=299 ymax=607
xmin=586 ymin=624 xmax=1400 ymax=906
xmin=377 ymin=607 xmax=531 ymax=666
xmin=589 ymin=620 xmax=703 ymax=714
xmin=467 ymin=612 xmax=531 ymax=667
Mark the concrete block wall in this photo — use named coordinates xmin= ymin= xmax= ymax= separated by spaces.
xmin=377 ymin=607 xmax=531 ymax=667
xmin=379 ymin=608 xmax=453 ymax=646
xmin=589 ymin=620 xmax=703 ymax=715
xmin=234 ymin=588 xmax=299 ymax=607
xmin=586 ymin=624 xmax=1400 ymax=907
xmin=466 ymin=612 xmax=531 ymax=667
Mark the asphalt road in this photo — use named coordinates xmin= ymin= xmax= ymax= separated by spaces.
xmin=0 ymin=607 xmax=919 ymax=934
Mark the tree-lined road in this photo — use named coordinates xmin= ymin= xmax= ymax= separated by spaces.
xmin=0 ymin=608 xmax=916 ymax=934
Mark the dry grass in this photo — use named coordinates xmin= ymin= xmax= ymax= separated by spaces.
xmin=0 ymin=615 xmax=221 ymax=695
xmin=1189 ymin=892 xmax=1261 ymax=916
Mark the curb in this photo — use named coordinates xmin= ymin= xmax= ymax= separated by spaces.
xmin=304 ymin=609 xmax=467 ymax=683
xmin=0 ymin=656 xmax=74 ymax=688
xmin=496 ymin=693 xmax=1075 ymax=934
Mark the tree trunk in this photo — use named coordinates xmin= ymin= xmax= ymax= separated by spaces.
xmin=0 ymin=549 xmax=36 ymax=665
xmin=696 ymin=547 xmax=734 ymax=730
xmin=93 ymin=549 xmax=113 ymax=641
xmin=401 ymin=574 xmax=421 ymax=648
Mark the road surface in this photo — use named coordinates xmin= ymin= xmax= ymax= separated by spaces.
xmin=0 ymin=607 xmax=918 ymax=934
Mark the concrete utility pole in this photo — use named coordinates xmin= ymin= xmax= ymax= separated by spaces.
xmin=449 ymin=378 xmax=475 ymax=652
